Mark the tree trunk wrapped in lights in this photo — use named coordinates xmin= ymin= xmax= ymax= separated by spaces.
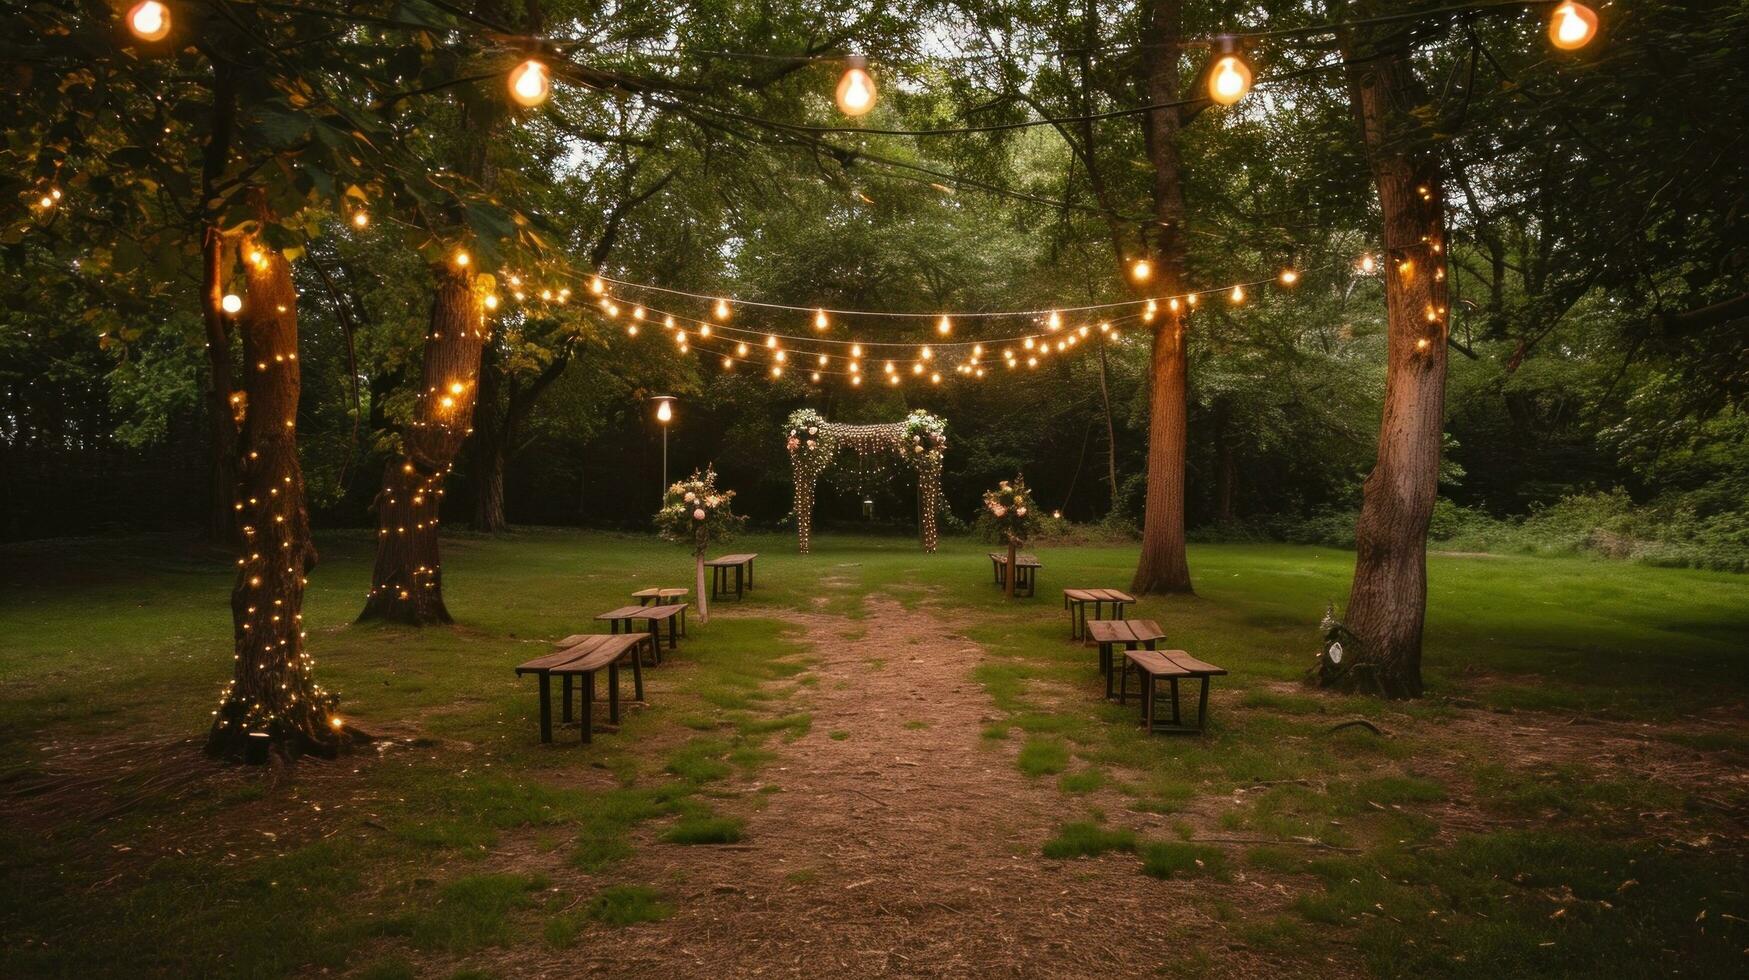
xmin=206 ymin=236 xmax=347 ymax=759
xmin=785 ymin=409 xmax=947 ymax=554
xmin=358 ymin=265 xmax=491 ymax=624
xmin=1319 ymin=24 xmax=1453 ymax=699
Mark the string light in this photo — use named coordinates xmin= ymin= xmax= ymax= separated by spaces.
xmin=714 ymin=298 xmax=732 ymax=320
xmin=351 ymin=211 xmax=369 ymax=229
xmin=1047 ymin=310 xmax=1062 ymax=331
xmin=1279 ymin=268 xmax=1299 ymax=285
xmin=1359 ymin=254 xmax=1377 ymax=274
xmin=814 ymin=308 xmax=829 ymax=330
xmin=1548 ymin=2 xmax=1599 ymax=50
xmin=836 ymin=56 xmax=877 ymax=116
xmin=1207 ymin=40 xmax=1253 ymax=106
xmin=1130 ymin=258 xmax=1152 ymax=282
xmin=221 ymin=293 xmax=242 ymax=314
xmin=483 ymin=294 xmax=499 ymax=311
xmin=453 ymin=249 xmax=470 ymax=268
xmin=1229 ymin=284 xmax=1245 ymax=304
xmin=937 ymin=315 xmax=952 ymax=336
xmin=508 ymin=59 xmax=551 ymax=107
xmin=127 ymin=0 xmax=170 ymax=41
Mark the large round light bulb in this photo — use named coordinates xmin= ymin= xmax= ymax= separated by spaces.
xmin=656 ymin=400 xmax=673 ymax=423
xmin=128 ymin=0 xmax=171 ymax=42
xmin=1208 ymin=54 xmax=1252 ymax=106
xmin=836 ymin=59 xmax=877 ymax=117
xmin=220 ymin=293 xmax=242 ymax=314
xmin=508 ymin=59 xmax=551 ymax=107
xmin=1548 ymin=2 xmax=1598 ymax=51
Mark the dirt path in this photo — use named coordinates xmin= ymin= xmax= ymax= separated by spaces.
xmin=494 ymin=593 xmax=1312 ymax=979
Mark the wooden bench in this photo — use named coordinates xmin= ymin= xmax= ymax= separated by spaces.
xmin=705 ymin=553 xmax=758 ymax=601
xmin=595 ymin=603 xmax=688 ymax=662
xmin=1087 ymin=618 xmax=1166 ymax=699
xmin=987 ymin=551 xmax=1041 ymax=597
xmin=1064 ymin=588 xmax=1136 ymax=639
xmin=515 ymin=633 xmax=649 ymax=744
xmin=633 ymin=587 xmax=688 ymax=636
xmin=1117 ymin=648 xmax=1227 ymax=734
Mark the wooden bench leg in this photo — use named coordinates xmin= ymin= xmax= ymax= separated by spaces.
xmin=1142 ymin=672 xmax=1155 ymax=731
xmin=608 ymin=662 xmax=620 ymax=725
xmin=1118 ymin=657 xmax=1130 ymax=705
xmin=538 ymin=673 xmax=553 ymax=743
xmin=561 ymin=674 xmax=574 ymax=724
xmin=581 ymin=671 xmax=595 ymax=744
xmin=1197 ymin=677 xmax=1212 ymax=732
xmin=668 ymin=615 xmax=679 ymax=649
xmin=1102 ymin=644 xmax=1114 ymax=699
xmin=1169 ymin=677 xmax=1182 ymax=726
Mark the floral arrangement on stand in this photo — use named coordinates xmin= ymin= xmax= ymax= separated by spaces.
xmin=983 ymin=475 xmax=1041 ymax=597
xmin=654 ymin=467 xmax=744 ymax=623
xmin=900 ymin=409 xmax=948 ymax=458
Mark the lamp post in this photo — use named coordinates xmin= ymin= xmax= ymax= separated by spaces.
xmin=651 ymin=395 xmax=676 ymax=503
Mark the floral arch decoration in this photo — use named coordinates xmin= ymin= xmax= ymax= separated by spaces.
xmin=785 ymin=408 xmax=947 ymax=554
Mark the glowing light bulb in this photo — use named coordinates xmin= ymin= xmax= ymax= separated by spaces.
xmin=1279 ymin=268 xmax=1299 ymax=285
xmin=699 ymin=324 xmax=711 ymax=338
xmin=352 ymin=211 xmax=369 ymax=229
xmin=1548 ymin=2 xmax=1598 ymax=50
xmin=1360 ymin=253 xmax=1377 ymax=274
xmin=1230 ymin=284 xmax=1245 ymax=303
xmin=714 ymin=298 xmax=731 ymax=320
xmin=656 ymin=400 xmax=673 ymax=423
xmin=453 ymin=249 xmax=470 ymax=268
xmin=814 ymin=308 xmax=829 ymax=330
xmin=723 ymin=357 xmax=733 ymax=369
xmin=936 ymin=315 xmax=952 ymax=336
xmin=764 ymin=334 xmax=777 ymax=349
xmin=835 ymin=57 xmax=877 ymax=117
xmin=737 ymin=342 xmax=749 ymax=356
xmin=851 ymin=343 xmax=863 ymax=358
xmin=1186 ymin=292 xmax=1198 ymax=307
xmin=1130 ymin=258 xmax=1152 ymax=282
xmin=1048 ymin=310 xmax=1062 ymax=331
xmin=818 ymin=353 xmax=828 ymax=366
xmin=633 ymin=307 xmax=645 ymax=320
xmin=1208 ymin=52 xmax=1252 ymax=106
xmin=483 ymin=294 xmax=499 ymax=311
xmin=508 ymin=59 xmax=551 ymax=107
xmin=127 ymin=0 xmax=170 ymax=41
xmin=220 ymin=293 xmax=242 ymax=314
xmin=920 ymin=346 xmax=933 ymax=360
xmin=590 ymin=276 xmax=605 ymax=294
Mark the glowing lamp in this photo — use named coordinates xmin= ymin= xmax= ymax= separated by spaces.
xmin=509 ymin=59 xmax=551 ymax=107
xmin=655 ymin=399 xmax=673 ymax=423
xmin=1279 ymin=268 xmax=1299 ymax=285
xmin=1207 ymin=41 xmax=1252 ymax=106
xmin=127 ymin=0 xmax=171 ymax=42
xmin=220 ymin=293 xmax=242 ymax=314
xmin=836 ymin=57 xmax=877 ymax=117
xmin=1130 ymin=258 xmax=1152 ymax=282
xmin=1548 ymin=2 xmax=1598 ymax=51
xmin=352 ymin=211 xmax=369 ymax=229
xmin=814 ymin=308 xmax=829 ymax=330
xmin=937 ymin=315 xmax=952 ymax=336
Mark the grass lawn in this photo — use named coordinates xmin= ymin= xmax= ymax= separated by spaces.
xmin=1 ymin=529 xmax=1744 ymax=977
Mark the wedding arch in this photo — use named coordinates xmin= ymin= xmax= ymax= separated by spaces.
xmin=786 ymin=409 xmax=947 ymax=554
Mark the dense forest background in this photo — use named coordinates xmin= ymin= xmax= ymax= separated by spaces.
xmin=3 ymin=0 xmax=1745 ymax=572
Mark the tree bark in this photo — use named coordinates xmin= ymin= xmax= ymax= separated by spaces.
xmin=206 ymin=234 xmax=344 ymax=758
xmin=1096 ymin=333 xmax=1120 ymax=515
xmin=471 ymin=340 xmax=509 ymax=533
xmin=1130 ymin=0 xmax=1194 ymax=594
xmin=1326 ymin=30 xmax=1452 ymax=699
xmin=358 ymin=267 xmax=487 ymax=624
xmin=198 ymin=64 xmax=238 ymax=545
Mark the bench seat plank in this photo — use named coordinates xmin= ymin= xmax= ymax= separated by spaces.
xmin=1159 ymin=650 xmax=1227 ymax=676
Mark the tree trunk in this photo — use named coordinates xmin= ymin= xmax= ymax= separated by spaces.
xmin=1215 ymin=402 xmax=1237 ymax=524
xmin=198 ymin=64 xmax=238 ymax=546
xmin=1097 ymin=334 xmax=1120 ymax=515
xmin=472 ymin=341 xmax=508 ymax=533
xmin=206 ymin=234 xmax=345 ymax=759
xmin=200 ymin=226 xmax=239 ymax=546
xmin=1130 ymin=0 xmax=1194 ymax=595
xmin=1326 ymin=30 xmax=1452 ymax=699
xmin=358 ymin=267 xmax=487 ymax=624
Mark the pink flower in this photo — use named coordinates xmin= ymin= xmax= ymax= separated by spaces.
xmin=1016 ymin=507 xmax=1027 ymax=517
xmin=992 ymin=504 xmax=1007 ymax=518
xmin=692 ymin=508 xmax=706 ymax=521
